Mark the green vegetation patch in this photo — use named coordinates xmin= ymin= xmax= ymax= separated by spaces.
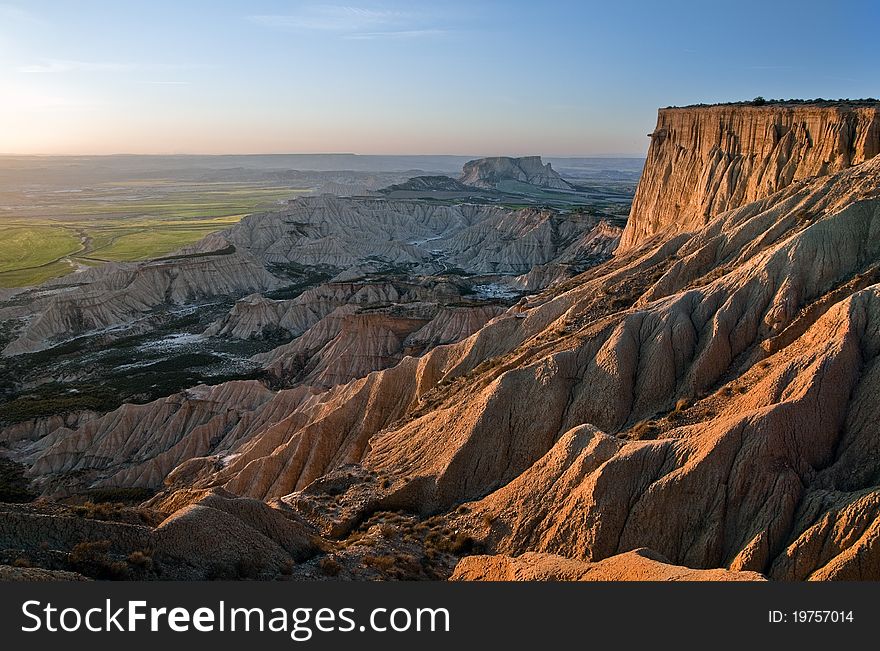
xmin=0 ymin=226 xmax=81 ymax=273
xmin=0 ymin=383 xmax=119 ymax=426
xmin=90 ymin=225 xmax=224 ymax=261
xmin=0 ymin=458 xmax=36 ymax=503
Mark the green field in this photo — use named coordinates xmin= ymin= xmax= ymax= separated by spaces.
xmin=0 ymin=226 xmax=82 ymax=274
xmin=0 ymin=183 xmax=310 ymax=287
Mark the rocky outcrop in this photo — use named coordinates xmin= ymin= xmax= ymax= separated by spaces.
xmin=212 ymin=196 xmax=601 ymax=275
xmin=205 ymin=279 xmax=462 ymax=340
xmin=268 ymin=308 xmax=432 ymax=388
xmin=450 ymin=549 xmax=765 ymax=581
xmin=353 ymin=160 xmax=880 ymax=578
xmin=440 ymin=208 xmax=615 ymax=274
xmin=151 ymin=490 xmax=318 ymax=578
xmin=2 ymin=251 xmax=280 ymax=355
xmin=403 ymin=305 xmax=505 ymax=351
xmin=10 ymin=381 xmax=286 ymax=495
xmin=379 ymin=175 xmax=477 ymax=194
xmin=0 ymin=503 xmax=152 ymax=553
xmin=460 ymin=156 xmax=574 ymax=190
xmin=0 ymin=491 xmax=320 ymax=581
xmin=620 ymin=102 xmax=880 ymax=251
xmin=257 ymin=302 xmax=504 ymax=387
xmin=0 ymin=411 xmax=98 ymax=445
xmin=2 ymin=300 xmax=504 ymax=496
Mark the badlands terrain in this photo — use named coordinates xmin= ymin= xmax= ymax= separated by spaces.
xmin=2 ymin=101 xmax=880 ymax=582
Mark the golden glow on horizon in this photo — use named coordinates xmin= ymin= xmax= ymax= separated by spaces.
xmin=1 ymin=80 xmax=639 ymax=156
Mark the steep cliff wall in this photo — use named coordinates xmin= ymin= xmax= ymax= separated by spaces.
xmin=620 ymin=103 xmax=880 ymax=251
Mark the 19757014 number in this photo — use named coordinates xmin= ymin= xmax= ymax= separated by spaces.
xmin=769 ymin=610 xmax=854 ymax=623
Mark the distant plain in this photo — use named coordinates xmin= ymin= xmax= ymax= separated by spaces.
xmin=0 ymin=181 xmax=311 ymax=286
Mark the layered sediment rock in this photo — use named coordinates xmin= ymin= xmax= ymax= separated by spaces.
xmin=620 ymin=102 xmax=880 ymax=251
xmin=9 ymin=381 xmax=284 ymax=494
xmin=205 ymin=279 xmax=462 ymax=340
xmin=2 ymin=301 xmax=503 ymax=494
xmin=2 ymin=251 xmax=280 ymax=355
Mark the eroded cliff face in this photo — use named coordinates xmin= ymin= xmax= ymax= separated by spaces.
xmin=620 ymin=103 xmax=880 ymax=251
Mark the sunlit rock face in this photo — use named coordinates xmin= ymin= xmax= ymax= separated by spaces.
xmin=620 ymin=103 xmax=880 ymax=251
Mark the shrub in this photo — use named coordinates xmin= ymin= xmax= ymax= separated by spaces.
xmin=631 ymin=420 xmax=658 ymax=439
xmin=235 ymin=558 xmax=261 ymax=580
xmin=12 ymin=557 xmax=31 ymax=568
xmin=0 ymin=459 xmax=36 ymax=503
xmin=363 ymin=555 xmax=396 ymax=571
xmin=319 ymin=556 xmax=342 ymax=577
xmin=450 ymin=534 xmax=477 ymax=555
xmin=667 ymin=398 xmax=690 ymax=421
xmin=69 ymin=540 xmax=128 ymax=579
xmin=206 ymin=562 xmax=236 ymax=580
xmin=71 ymin=501 xmax=126 ymax=521
xmin=69 ymin=540 xmax=111 ymax=565
xmin=279 ymin=559 xmax=295 ymax=576
xmin=83 ymin=487 xmax=155 ymax=504
xmin=378 ymin=523 xmax=397 ymax=539
xmin=127 ymin=550 xmax=153 ymax=570
xmin=342 ymin=531 xmax=371 ymax=548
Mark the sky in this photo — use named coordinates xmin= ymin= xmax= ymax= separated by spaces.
xmin=0 ymin=0 xmax=877 ymax=156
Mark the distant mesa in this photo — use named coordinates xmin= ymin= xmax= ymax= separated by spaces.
xmin=459 ymin=155 xmax=575 ymax=190
xmin=378 ymin=155 xmax=576 ymax=195
xmin=378 ymin=175 xmax=477 ymax=194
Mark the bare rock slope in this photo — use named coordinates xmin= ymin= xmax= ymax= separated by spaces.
xmin=450 ymin=549 xmax=766 ymax=581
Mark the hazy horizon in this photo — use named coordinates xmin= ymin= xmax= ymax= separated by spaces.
xmin=2 ymin=0 xmax=877 ymax=156
xmin=0 ymin=152 xmax=646 ymax=158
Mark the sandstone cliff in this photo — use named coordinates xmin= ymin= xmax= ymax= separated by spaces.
xmin=620 ymin=102 xmax=880 ymax=251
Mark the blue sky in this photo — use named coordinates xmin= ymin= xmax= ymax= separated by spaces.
xmin=1 ymin=0 xmax=877 ymax=155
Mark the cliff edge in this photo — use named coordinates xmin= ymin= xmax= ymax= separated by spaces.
xmin=619 ymin=102 xmax=880 ymax=251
